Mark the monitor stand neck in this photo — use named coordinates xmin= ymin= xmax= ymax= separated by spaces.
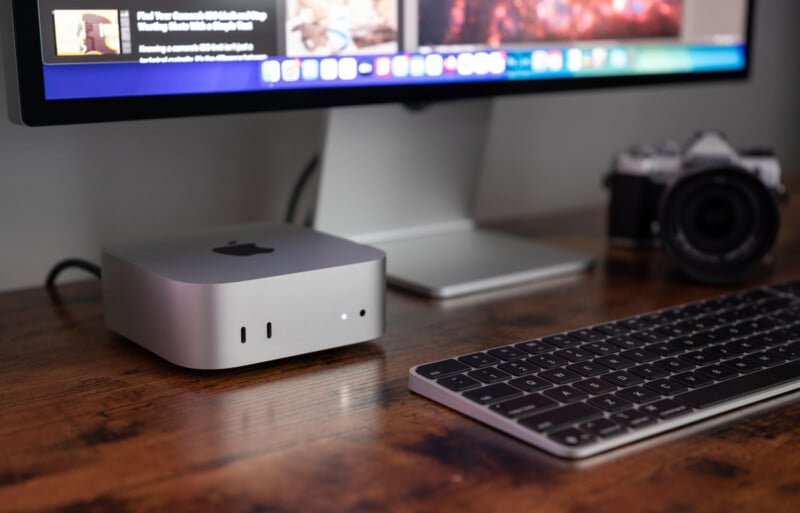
xmin=314 ymin=100 xmax=592 ymax=298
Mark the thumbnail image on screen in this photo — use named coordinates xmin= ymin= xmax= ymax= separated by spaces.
xmin=53 ymin=9 xmax=122 ymax=56
xmin=285 ymin=0 xmax=399 ymax=56
xmin=418 ymin=0 xmax=682 ymax=48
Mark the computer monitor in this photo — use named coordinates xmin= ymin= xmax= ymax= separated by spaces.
xmin=4 ymin=0 xmax=754 ymax=297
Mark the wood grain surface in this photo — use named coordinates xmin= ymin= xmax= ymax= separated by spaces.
xmin=2 ymin=177 xmax=799 ymax=513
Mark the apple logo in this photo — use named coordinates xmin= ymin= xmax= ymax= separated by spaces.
xmin=213 ymin=240 xmax=274 ymax=257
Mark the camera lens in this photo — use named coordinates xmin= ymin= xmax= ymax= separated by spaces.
xmin=681 ymin=186 xmax=755 ymax=254
xmin=659 ymin=167 xmax=779 ymax=284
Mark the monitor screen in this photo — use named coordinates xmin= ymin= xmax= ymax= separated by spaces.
xmin=8 ymin=0 xmax=752 ymax=125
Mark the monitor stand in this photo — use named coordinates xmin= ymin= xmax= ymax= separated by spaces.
xmin=313 ymin=99 xmax=593 ymax=298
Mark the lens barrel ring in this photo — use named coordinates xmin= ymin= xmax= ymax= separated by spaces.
xmin=658 ymin=166 xmax=780 ymax=284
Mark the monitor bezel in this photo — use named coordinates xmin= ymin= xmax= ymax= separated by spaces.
xmin=8 ymin=0 xmax=755 ymax=126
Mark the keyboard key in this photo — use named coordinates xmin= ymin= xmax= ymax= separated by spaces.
xmin=619 ymin=318 xmax=651 ymax=331
xmin=542 ymin=334 xmax=582 ymax=348
xmin=756 ymin=297 xmax=794 ymax=313
xmin=696 ymin=298 xmax=727 ymax=313
xmin=704 ymin=343 xmax=745 ymax=359
xmin=672 ymin=371 xmax=714 ymax=389
xmin=544 ymin=386 xmax=588 ymax=404
xmin=437 ymin=374 xmax=481 ymax=392
xmin=648 ymin=342 xmax=684 ymax=357
xmin=629 ymin=364 xmax=669 ymax=380
xmin=641 ymin=312 xmax=670 ymax=325
xmin=721 ymin=358 xmax=762 ymax=374
xmin=515 ymin=339 xmax=555 ymax=355
xmin=603 ymin=371 xmax=643 ymax=388
xmin=589 ymin=393 xmax=633 ymax=412
xmin=568 ymin=329 xmax=606 ymax=342
xmin=744 ymin=351 xmax=786 ymax=368
xmin=660 ymin=306 xmax=696 ymax=321
xmin=716 ymin=324 xmax=754 ymax=340
xmin=490 ymin=393 xmax=558 ymax=419
xmin=771 ymin=280 xmax=800 ymax=296
xmin=621 ymin=348 xmax=660 ymax=363
xmin=464 ymin=383 xmax=522 ymax=405
xmin=579 ymin=418 xmax=626 ymax=438
xmin=632 ymin=330 xmax=668 ymax=344
xmin=783 ymin=325 xmax=800 ymax=340
xmin=739 ymin=289 xmax=776 ymax=303
xmin=747 ymin=332 xmax=778 ymax=349
xmin=520 ymin=402 xmax=603 ymax=433
xmin=771 ymin=310 xmax=800 ymax=325
xmin=508 ymin=376 xmax=553 ymax=392
xmin=741 ymin=318 xmax=781 ymax=334
xmin=685 ymin=311 xmax=716 ymax=326
xmin=704 ymin=312 xmax=738 ymax=326
xmin=540 ymin=368 xmax=582 ymax=385
xmin=567 ymin=361 xmax=608 ymax=377
xmin=528 ymin=354 xmax=569 ymax=369
xmin=677 ymin=318 xmax=715 ymax=332
xmin=497 ymin=360 xmax=539 ymax=376
xmin=676 ymin=361 xmax=800 ymax=408
xmin=487 ymin=346 xmax=528 ymax=361
xmin=673 ymin=335 xmax=712 ymax=350
xmin=573 ymin=378 xmax=616 ymax=395
xmin=755 ymin=330 xmax=791 ymax=347
xmin=767 ymin=344 xmax=800 ymax=360
xmin=678 ymin=304 xmax=705 ymax=317
xmin=680 ymin=350 xmax=719 ymax=365
xmin=735 ymin=307 xmax=760 ymax=321
xmin=596 ymin=355 xmax=636 ymax=370
xmin=655 ymin=358 xmax=694 ymax=372
xmin=594 ymin=323 xmax=633 ymax=337
xmin=645 ymin=379 xmax=689 ymax=396
xmin=716 ymin=296 xmax=746 ymax=309
xmin=641 ymin=399 xmax=693 ymax=419
xmin=555 ymin=347 xmax=593 ymax=362
xmin=416 ymin=359 xmax=469 ymax=379
xmin=727 ymin=338 xmax=763 ymax=353
xmin=468 ymin=367 xmax=512 ymax=384
xmin=616 ymin=386 xmax=661 ymax=404
xmin=693 ymin=331 xmax=728 ymax=345
xmin=697 ymin=365 xmax=739 ymax=381
xmin=459 ymin=352 xmax=499 ymax=368
xmin=612 ymin=409 xmax=657 ymax=429
xmin=549 ymin=428 xmax=596 ymax=447
xmin=583 ymin=341 xmax=616 ymax=356
xmin=608 ymin=336 xmax=644 ymax=350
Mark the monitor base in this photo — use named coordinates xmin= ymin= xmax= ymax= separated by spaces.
xmin=314 ymin=100 xmax=594 ymax=299
xmin=372 ymin=227 xmax=593 ymax=299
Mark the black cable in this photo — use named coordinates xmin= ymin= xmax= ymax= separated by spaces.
xmin=45 ymin=258 xmax=102 ymax=289
xmin=285 ymin=153 xmax=320 ymax=225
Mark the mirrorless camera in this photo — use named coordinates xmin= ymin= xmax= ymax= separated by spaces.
xmin=606 ymin=132 xmax=785 ymax=284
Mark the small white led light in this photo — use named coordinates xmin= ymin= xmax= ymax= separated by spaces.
xmin=341 ymin=313 xmax=348 ymax=321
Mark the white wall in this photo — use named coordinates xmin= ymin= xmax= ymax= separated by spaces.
xmin=1 ymin=1 xmax=798 ymax=292
xmin=475 ymin=0 xmax=800 ymax=219
xmin=0 ymin=63 xmax=324 ymax=291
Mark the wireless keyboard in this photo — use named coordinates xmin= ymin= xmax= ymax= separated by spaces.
xmin=409 ymin=279 xmax=800 ymax=459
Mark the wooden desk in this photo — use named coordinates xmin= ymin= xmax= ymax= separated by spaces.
xmin=2 ymin=182 xmax=800 ymax=513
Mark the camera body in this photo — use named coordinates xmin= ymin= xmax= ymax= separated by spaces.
xmin=607 ymin=132 xmax=784 ymax=284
